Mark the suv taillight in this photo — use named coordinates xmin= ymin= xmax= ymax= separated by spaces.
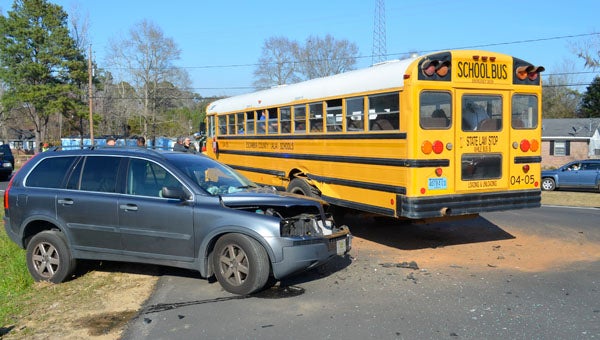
xmin=4 ymin=176 xmax=14 ymax=209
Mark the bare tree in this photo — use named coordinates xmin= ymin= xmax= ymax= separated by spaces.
xmin=253 ymin=37 xmax=301 ymax=90
xmin=297 ymin=34 xmax=359 ymax=80
xmin=542 ymin=60 xmax=582 ymax=118
xmin=572 ymin=33 xmax=600 ymax=70
xmin=67 ymin=2 xmax=90 ymax=50
xmin=105 ymin=20 xmax=190 ymax=139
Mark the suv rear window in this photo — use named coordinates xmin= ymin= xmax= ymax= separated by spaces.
xmin=25 ymin=156 xmax=77 ymax=188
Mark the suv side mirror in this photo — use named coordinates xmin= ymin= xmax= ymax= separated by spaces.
xmin=161 ymin=186 xmax=190 ymax=200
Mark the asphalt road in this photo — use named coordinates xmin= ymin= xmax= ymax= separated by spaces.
xmin=123 ymin=206 xmax=600 ymax=340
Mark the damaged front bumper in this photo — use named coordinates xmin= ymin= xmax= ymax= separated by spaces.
xmin=271 ymin=224 xmax=352 ymax=280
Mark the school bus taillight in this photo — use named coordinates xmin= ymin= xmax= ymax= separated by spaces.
xmin=522 ymin=164 xmax=530 ymax=173
xmin=421 ymin=140 xmax=444 ymax=154
xmin=433 ymin=140 xmax=443 ymax=154
xmin=421 ymin=140 xmax=433 ymax=154
xmin=530 ymin=139 xmax=539 ymax=152
xmin=520 ymin=139 xmax=531 ymax=152
xmin=435 ymin=168 xmax=443 ymax=176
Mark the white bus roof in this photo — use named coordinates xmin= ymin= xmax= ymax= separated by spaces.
xmin=207 ymin=56 xmax=418 ymax=114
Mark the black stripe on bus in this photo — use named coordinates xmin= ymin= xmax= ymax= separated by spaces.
xmin=228 ymin=165 xmax=286 ymax=177
xmin=219 ymin=149 xmax=449 ymax=168
xmin=322 ymin=195 xmax=396 ymax=217
xmin=307 ymin=174 xmax=406 ymax=195
xmin=217 ymin=132 xmax=407 ymax=141
xmin=514 ymin=156 xmax=542 ymax=164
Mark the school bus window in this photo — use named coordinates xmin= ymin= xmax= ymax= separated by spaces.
xmin=218 ymin=115 xmax=227 ymax=135
xmin=294 ymin=105 xmax=306 ymax=133
xmin=512 ymin=94 xmax=538 ymax=129
xmin=420 ymin=91 xmax=451 ymax=129
xmin=280 ymin=107 xmax=291 ymax=133
xmin=267 ymin=108 xmax=278 ymax=134
xmin=236 ymin=112 xmax=245 ymax=134
xmin=368 ymin=92 xmax=399 ymax=131
xmin=256 ymin=110 xmax=267 ymax=134
xmin=462 ymin=95 xmax=502 ymax=132
xmin=245 ymin=111 xmax=255 ymax=134
xmin=208 ymin=115 xmax=215 ymax=137
xmin=326 ymin=99 xmax=343 ymax=132
xmin=227 ymin=114 xmax=235 ymax=135
xmin=346 ymin=96 xmax=364 ymax=131
xmin=309 ymin=102 xmax=324 ymax=132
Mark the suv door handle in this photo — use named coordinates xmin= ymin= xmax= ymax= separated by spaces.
xmin=119 ymin=204 xmax=138 ymax=211
xmin=57 ymin=199 xmax=74 ymax=205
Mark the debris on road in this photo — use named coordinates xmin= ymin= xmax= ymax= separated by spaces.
xmin=379 ymin=261 xmax=419 ymax=270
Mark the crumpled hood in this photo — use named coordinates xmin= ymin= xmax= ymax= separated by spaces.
xmin=219 ymin=187 xmax=326 ymax=208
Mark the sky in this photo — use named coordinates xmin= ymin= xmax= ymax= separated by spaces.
xmin=1 ymin=0 xmax=599 ymax=98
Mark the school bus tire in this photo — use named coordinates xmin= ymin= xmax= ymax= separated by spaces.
xmin=287 ymin=178 xmax=318 ymax=198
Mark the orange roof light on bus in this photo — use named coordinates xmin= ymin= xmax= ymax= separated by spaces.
xmin=516 ymin=65 xmax=545 ymax=81
xmin=516 ymin=65 xmax=534 ymax=80
xmin=422 ymin=60 xmax=438 ymax=76
xmin=528 ymin=66 xmax=545 ymax=81
xmin=435 ymin=61 xmax=450 ymax=77
xmin=421 ymin=59 xmax=450 ymax=77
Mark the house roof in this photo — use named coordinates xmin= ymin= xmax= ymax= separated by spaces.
xmin=541 ymin=118 xmax=600 ymax=139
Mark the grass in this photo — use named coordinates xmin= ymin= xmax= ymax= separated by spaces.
xmin=0 ymin=211 xmax=33 ymax=328
xmin=541 ymin=190 xmax=600 ymax=208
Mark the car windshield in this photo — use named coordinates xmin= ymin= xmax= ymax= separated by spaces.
xmin=167 ymin=154 xmax=258 ymax=195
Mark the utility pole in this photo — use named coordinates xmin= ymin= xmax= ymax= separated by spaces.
xmin=88 ymin=44 xmax=94 ymax=145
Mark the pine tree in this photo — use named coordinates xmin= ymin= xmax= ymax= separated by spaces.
xmin=0 ymin=0 xmax=88 ymax=149
xmin=579 ymin=76 xmax=600 ymax=118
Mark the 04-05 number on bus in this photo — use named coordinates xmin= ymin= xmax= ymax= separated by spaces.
xmin=510 ymin=175 xmax=535 ymax=185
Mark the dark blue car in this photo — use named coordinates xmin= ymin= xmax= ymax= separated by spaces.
xmin=541 ymin=159 xmax=600 ymax=191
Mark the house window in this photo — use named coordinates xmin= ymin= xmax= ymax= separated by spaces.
xmin=551 ymin=140 xmax=570 ymax=156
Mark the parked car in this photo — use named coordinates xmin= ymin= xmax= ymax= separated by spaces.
xmin=541 ymin=159 xmax=600 ymax=192
xmin=3 ymin=147 xmax=351 ymax=295
xmin=0 ymin=144 xmax=14 ymax=180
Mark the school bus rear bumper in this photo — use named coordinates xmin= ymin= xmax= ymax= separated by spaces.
xmin=398 ymin=189 xmax=541 ymax=219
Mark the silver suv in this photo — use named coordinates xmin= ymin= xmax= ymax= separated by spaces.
xmin=3 ymin=147 xmax=351 ymax=295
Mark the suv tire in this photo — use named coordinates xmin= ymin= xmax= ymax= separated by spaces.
xmin=26 ymin=231 xmax=76 ymax=283
xmin=541 ymin=178 xmax=556 ymax=191
xmin=212 ymin=233 xmax=270 ymax=295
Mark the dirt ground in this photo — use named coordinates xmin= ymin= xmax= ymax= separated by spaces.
xmin=3 ymin=192 xmax=599 ymax=339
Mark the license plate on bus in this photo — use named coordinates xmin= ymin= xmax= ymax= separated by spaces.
xmin=428 ymin=178 xmax=447 ymax=190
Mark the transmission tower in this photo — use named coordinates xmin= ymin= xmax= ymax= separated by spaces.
xmin=371 ymin=0 xmax=387 ymax=65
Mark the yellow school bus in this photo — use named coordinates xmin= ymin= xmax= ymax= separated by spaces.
xmin=203 ymin=50 xmax=544 ymax=219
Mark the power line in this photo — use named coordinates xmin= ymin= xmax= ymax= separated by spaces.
xmin=100 ymin=32 xmax=600 ymax=72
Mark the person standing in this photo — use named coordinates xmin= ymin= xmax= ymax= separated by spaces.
xmin=183 ymin=137 xmax=197 ymax=153
xmin=136 ymin=136 xmax=146 ymax=148
xmin=173 ymin=136 xmax=186 ymax=152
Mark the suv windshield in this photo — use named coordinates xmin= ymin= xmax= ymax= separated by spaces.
xmin=168 ymin=155 xmax=258 ymax=195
